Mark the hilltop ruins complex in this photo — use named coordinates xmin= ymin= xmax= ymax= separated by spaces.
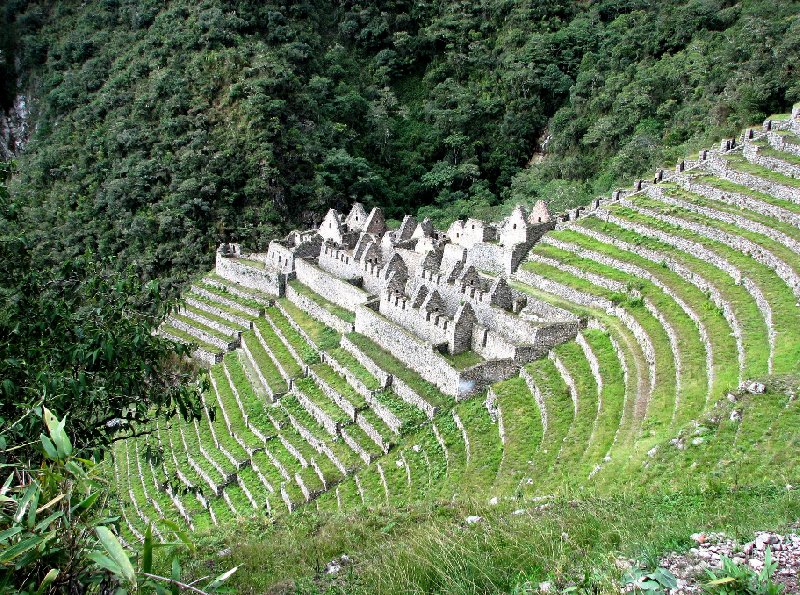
xmin=214 ymin=200 xmax=581 ymax=398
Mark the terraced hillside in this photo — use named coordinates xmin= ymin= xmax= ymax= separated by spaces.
xmin=110 ymin=107 xmax=800 ymax=545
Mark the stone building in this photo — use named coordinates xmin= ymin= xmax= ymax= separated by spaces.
xmin=209 ymin=201 xmax=579 ymax=397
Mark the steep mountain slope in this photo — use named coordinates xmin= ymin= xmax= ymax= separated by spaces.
xmin=3 ymin=0 xmax=798 ymax=294
xmin=109 ymin=111 xmax=800 ymax=593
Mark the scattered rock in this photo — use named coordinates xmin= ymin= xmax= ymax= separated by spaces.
xmin=747 ymin=382 xmax=766 ymax=394
xmin=511 ymin=509 xmax=526 ymax=516
xmin=325 ymin=561 xmax=341 ymax=575
xmin=656 ymin=531 xmax=800 ymax=594
xmin=465 ymin=515 xmax=482 ymax=524
xmin=730 ymin=410 xmax=742 ymax=422
xmin=488 ymin=496 xmax=498 ymax=505
xmin=538 ymin=581 xmax=552 ymax=593
xmin=412 ymin=444 xmax=421 ymax=452
xmin=691 ymin=437 xmax=704 ymax=446
xmin=217 ymin=548 xmax=232 ymax=558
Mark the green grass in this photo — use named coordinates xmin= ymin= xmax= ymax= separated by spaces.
xmin=491 ymin=376 xmax=543 ymax=494
xmin=160 ymin=323 xmax=222 ymax=355
xmin=775 ymin=130 xmax=800 ymax=145
xmin=639 ymin=190 xmax=800 ymax=279
xmin=577 ymin=216 xmax=772 ymax=380
xmin=608 ymin=206 xmax=800 ymax=374
xmin=441 ymin=349 xmax=483 ymax=370
xmin=521 ymin=252 xmax=679 ymax=445
xmin=237 ymin=256 xmax=267 ymax=270
xmin=325 ymin=347 xmax=381 ymax=390
xmin=266 ymin=307 xmax=319 ymax=364
xmin=579 ymin=329 xmax=626 ymax=469
xmin=692 ymin=174 xmax=800 ymax=215
xmin=195 ymin=280 xmax=267 ymax=311
xmin=277 ymin=298 xmax=341 ymax=351
xmin=293 ymin=377 xmax=352 ymax=426
xmin=174 ymin=486 xmax=800 ymax=594
xmin=724 ymin=153 xmax=800 ymax=188
xmin=241 ymin=332 xmax=288 ymax=395
xmin=753 ymin=139 xmax=800 ymax=166
xmin=310 ymin=362 xmax=367 ymax=410
xmin=253 ymin=319 xmax=304 ymax=378
xmin=288 ymin=279 xmax=356 ymax=323
xmin=346 ymin=333 xmax=450 ymax=410
xmin=548 ymin=226 xmax=740 ymax=419
xmin=182 ymin=303 xmax=247 ymax=330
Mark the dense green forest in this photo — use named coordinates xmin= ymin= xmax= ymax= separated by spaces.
xmin=2 ymin=0 xmax=799 ymax=293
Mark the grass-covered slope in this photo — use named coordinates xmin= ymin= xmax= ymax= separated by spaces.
xmin=108 ymin=111 xmax=800 ymax=592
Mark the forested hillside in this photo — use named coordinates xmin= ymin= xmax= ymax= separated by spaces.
xmin=2 ymin=0 xmax=799 ymax=292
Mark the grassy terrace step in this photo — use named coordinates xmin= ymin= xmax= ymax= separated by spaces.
xmin=641 ymin=383 xmax=799 ymax=488
xmin=537 ymin=236 xmax=723 ymax=423
xmin=578 ymin=217 xmax=771 ymax=379
xmin=523 ymin=358 xmax=575 ymax=490
xmin=293 ymin=376 xmax=352 ymax=426
xmin=224 ymin=353 xmax=276 ymax=434
xmin=553 ymin=225 xmax=741 ymax=394
xmin=288 ymin=279 xmax=356 ymax=323
xmin=209 ymin=364 xmax=264 ymax=452
xmin=441 ymin=350 xmax=483 ymax=370
xmin=606 ymin=207 xmax=800 ymax=373
xmin=430 ymin=415 xmax=468 ymax=499
xmin=669 ymin=184 xmax=800 ymax=244
xmin=280 ymin=394 xmax=361 ymax=472
xmin=265 ymin=307 xmax=319 ymax=364
xmin=160 ymin=324 xmax=222 ymax=356
xmin=776 ymin=129 xmax=800 ymax=145
xmin=310 ymin=361 xmax=367 ymax=410
xmin=453 ymin=397 xmax=503 ymax=494
xmin=205 ymin=272 xmax=271 ymax=297
xmin=241 ymin=332 xmax=288 ymax=395
xmin=236 ymin=466 xmax=271 ymax=511
xmin=519 ymin=255 xmax=678 ymax=441
xmin=751 ymin=139 xmax=800 ymax=167
xmin=723 ymin=153 xmax=800 ymax=189
xmin=170 ymin=312 xmax=237 ymax=342
xmin=692 ymin=174 xmax=800 ymax=215
xmin=491 ymin=376 xmax=543 ymax=494
xmin=186 ymin=291 xmax=259 ymax=323
xmin=345 ymin=333 xmax=450 ymax=411
xmin=508 ymin=279 xmax=644 ymax=457
xmin=276 ymin=299 xmax=341 ymax=351
xmin=640 ymin=190 xmax=800 ymax=277
xmin=194 ymin=281 xmax=267 ymax=313
xmin=579 ymin=329 xmax=627 ymax=472
xmin=152 ymin=428 xmax=212 ymax=528
xmin=341 ymin=421 xmax=385 ymax=461
xmin=550 ymin=341 xmax=601 ymax=477
xmin=253 ymin=319 xmax=304 ymax=379
xmin=182 ymin=303 xmax=248 ymax=332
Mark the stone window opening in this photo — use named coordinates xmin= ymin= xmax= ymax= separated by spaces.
xmin=513 ymin=224 xmax=517 ymax=229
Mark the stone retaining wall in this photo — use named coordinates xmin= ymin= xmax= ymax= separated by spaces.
xmin=354 ymin=303 xmax=461 ymax=399
xmin=285 ymin=283 xmax=355 ymax=334
xmin=294 ymin=258 xmax=371 ymax=310
xmin=215 ymin=254 xmax=284 ymax=296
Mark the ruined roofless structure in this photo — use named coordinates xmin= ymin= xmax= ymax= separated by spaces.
xmin=213 ymin=202 xmax=580 ymax=398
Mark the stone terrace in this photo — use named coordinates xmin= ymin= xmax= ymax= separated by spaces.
xmin=113 ymin=105 xmax=800 ymax=543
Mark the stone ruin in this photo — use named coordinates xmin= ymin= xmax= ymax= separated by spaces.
xmin=213 ymin=202 xmax=581 ymax=399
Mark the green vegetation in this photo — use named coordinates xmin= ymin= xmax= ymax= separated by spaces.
xmin=441 ymin=349 xmax=483 ymax=370
xmin=346 ymin=332 xmax=450 ymax=410
xmin=3 ymin=1 xmax=798 ymax=293
xmin=288 ymin=279 xmax=356 ymax=323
